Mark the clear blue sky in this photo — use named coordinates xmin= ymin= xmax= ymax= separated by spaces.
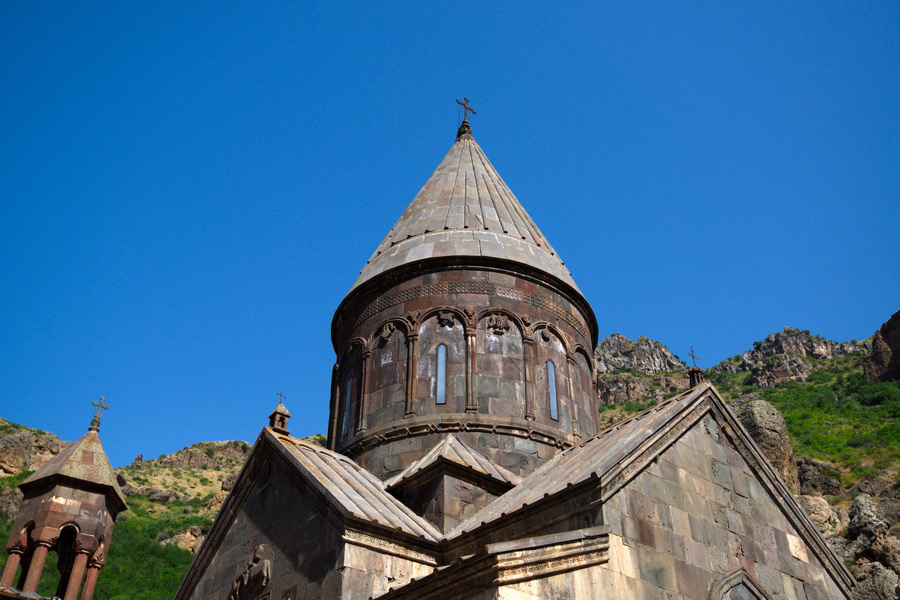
xmin=2 ymin=3 xmax=897 ymax=467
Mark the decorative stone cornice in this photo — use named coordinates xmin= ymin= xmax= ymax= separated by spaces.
xmin=336 ymin=414 xmax=575 ymax=457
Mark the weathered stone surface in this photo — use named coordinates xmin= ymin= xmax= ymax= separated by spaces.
xmin=0 ymin=485 xmax=22 ymax=519
xmin=797 ymin=456 xmax=842 ymax=496
xmin=0 ymin=418 xmax=70 ymax=476
xmin=594 ymin=333 xmax=686 ymax=375
xmin=736 ymin=400 xmax=800 ymax=493
xmin=148 ymin=488 xmax=175 ymax=503
xmin=798 ymin=495 xmax=842 ymax=537
xmin=850 ymin=494 xmax=890 ymax=544
xmin=864 ymin=309 xmax=900 ymax=382
xmin=851 ymin=562 xmax=899 ymax=600
xmin=871 ymin=535 xmax=900 ymax=574
xmin=161 ymin=525 xmax=206 ymax=553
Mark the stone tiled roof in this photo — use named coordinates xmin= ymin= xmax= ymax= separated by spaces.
xmin=266 ymin=429 xmax=442 ymax=541
xmin=384 ymin=434 xmax=521 ymax=490
xmin=20 ymin=430 xmax=127 ymax=510
xmin=350 ymin=128 xmax=580 ymax=293
xmin=448 ymin=384 xmax=712 ymax=537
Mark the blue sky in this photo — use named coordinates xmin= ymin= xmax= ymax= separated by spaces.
xmin=2 ymin=3 xmax=897 ymax=467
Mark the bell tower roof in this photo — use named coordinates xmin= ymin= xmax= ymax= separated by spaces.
xmin=20 ymin=429 xmax=127 ymax=512
xmin=349 ymin=122 xmax=581 ymax=295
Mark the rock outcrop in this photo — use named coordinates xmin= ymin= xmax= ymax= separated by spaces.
xmin=713 ymin=327 xmax=869 ymax=387
xmin=851 ymin=562 xmax=899 ymax=600
xmin=736 ymin=400 xmax=800 ymax=493
xmin=851 ymin=494 xmax=890 ymax=544
xmin=153 ymin=441 xmax=251 ymax=470
xmin=594 ymin=334 xmax=690 ymax=405
xmin=865 ymin=309 xmax=900 ymax=383
xmin=594 ymin=333 xmax=687 ymax=375
xmin=797 ymin=456 xmax=842 ymax=496
xmin=0 ymin=418 xmax=70 ymax=476
xmin=596 ymin=373 xmax=689 ymax=405
xmin=798 ymin=495 xmax=843 ymax=537
xmin=160 ymin=525 xmax=206 ymax=553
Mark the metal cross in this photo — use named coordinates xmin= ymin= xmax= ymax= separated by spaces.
xmin=456 ymin=97 xmax=476 ymax=121
xmin=689 ymin=346 xmax=700 ymax=368
xmin=277 ymin=392 xmax=286 ymax=402
xmin=92 ymin=397 xmax=109 ymax=419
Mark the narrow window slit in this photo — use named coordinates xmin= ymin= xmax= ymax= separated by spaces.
xmin=436 ymin=344 xmax=447 ymax=405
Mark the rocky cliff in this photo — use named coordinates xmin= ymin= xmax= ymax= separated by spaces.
xmin=712 ymin=326 xmax=870 ymax=388
xmin=864 ymin=309 xmax=900 ymax=383
xmin=594 ymin=333 xmax=687 ymax=374
xmin=0 ymin=418 xmax=70 ymax=476
xmin=594 ymin=334 xmax=690 ymax=406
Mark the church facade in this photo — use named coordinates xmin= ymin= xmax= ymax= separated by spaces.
xmin=175 ymin=115 xmax=854 ymax=600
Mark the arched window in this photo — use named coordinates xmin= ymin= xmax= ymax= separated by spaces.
xmin=436 ymin=344 xmax=447 ymax=404
xmin=342 ymin=375 xmax=354 ymax=436
xmin=547 ymin=360 xmax=558 ymax=420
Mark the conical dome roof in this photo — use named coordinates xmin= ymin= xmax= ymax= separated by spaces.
xmin=350 ymin=123 xmax=580 ymax=294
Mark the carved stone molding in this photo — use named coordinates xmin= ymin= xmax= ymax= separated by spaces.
xmin=338 ymin=416 xmax=574 ymax=457
xmin=343 ymin=530 xmax=437 ymax=566
xmin=602 ymin=400 xmax=710 ymax=501
xmin=707 ymin=568 xmax=774 ymax=600
xmin=352 ymin=280 xmax=589 ymax=343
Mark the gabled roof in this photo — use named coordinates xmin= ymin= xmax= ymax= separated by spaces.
xmin=20 ymin=430 xmax=126 ymax=511
xmin=384 ymin=434 xmax=521 ymax=491
xmin=265 ymin=429 xmax=441 ymax=541
xmin=350 ymin=126 xmax=580 ymax=294
xmin=448 ymin=385 xmax=710 ymax=537
xmin=442 ymin=382 xmax=854 ymax=594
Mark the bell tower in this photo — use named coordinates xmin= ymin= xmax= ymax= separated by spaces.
xmin=329 ymin=108 xmax=599 ymax=482
xmin=0 ymin=400 xmax=127 ymax=600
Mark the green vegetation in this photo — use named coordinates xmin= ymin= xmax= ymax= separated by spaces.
xmin=302 ymin=433 xmax=327 ymax=447
xmin=94 ymin=496 xmax=214 ymax=600
xmin=762 ymin=373 xmax=900 ymax=483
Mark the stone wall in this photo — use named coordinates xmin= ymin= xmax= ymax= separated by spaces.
xmin=331 ymin=268 xmax=596 ymax=481
xmin=468 ymin=413 xmax=848 ymax=599
xmin=186 ymin=458 xmax=345 ymax=600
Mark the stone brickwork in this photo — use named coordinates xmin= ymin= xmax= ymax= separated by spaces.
xmin=331 ymin=269 xmax=596 ymax=480
xmin=185 ymin=458 xmax=345 ymax=600
xmin=393 ymin=472 xmax=501 ymax=533
xmin=594 ymin=413 xmax=843 ymax=599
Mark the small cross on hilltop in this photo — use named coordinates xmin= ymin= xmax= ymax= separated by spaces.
xmin=456 ymin=97 xmax=476 ymax=121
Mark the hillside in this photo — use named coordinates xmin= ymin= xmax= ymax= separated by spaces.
xmin=1 ymin=311 xmax=898 ymax=597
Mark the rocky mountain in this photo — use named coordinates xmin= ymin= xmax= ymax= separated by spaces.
xmin=594 ymin=334 xmax=690 ymax=409
xmin=712 ymin=326 xmax=870 ymax=388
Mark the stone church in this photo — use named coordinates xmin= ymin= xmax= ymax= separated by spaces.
xmin=174 ymin=114 xmax=855 ymax=599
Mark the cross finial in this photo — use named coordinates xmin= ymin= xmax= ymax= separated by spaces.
xmin=456 ymin=97 xmax=476 ymax=122
xmin=89 ymin=397 xmax=109 ymax=432
xmin=277 ymin=392 xmax=285 ymax=402
xmin=689 ymin=346 xmax=700 ymax=368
